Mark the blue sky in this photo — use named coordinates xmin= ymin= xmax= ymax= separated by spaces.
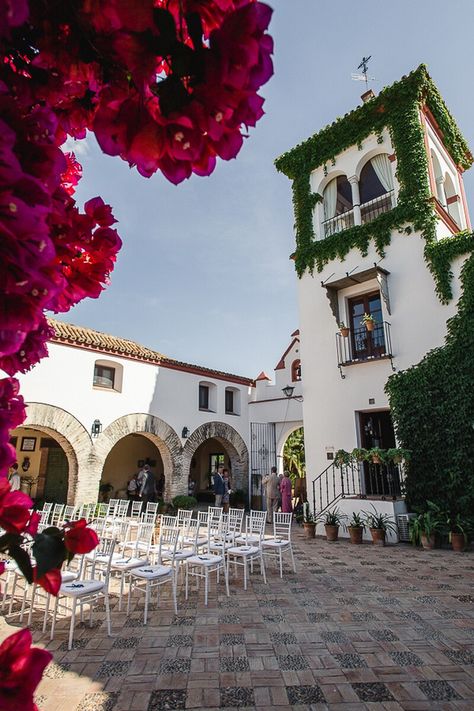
xmin=58 ymin=0 xmax=474 ymax=377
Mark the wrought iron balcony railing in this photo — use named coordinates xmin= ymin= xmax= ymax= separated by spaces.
xmin=323 ymin=208 xmax=355 ymax=237
xmin=361 ymin=190 xmax=395 ymax=224
xmin=336 ymin=321 xmax=395 ymax=378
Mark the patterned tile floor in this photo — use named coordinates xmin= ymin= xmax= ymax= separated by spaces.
xmin=2 ymin=532 xmax=474 ymax=710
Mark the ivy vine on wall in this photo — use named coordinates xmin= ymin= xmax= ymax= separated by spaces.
xmin=275 ymin=64 xmax=472 ymax=290
xmin=385 ymin=250 xmax=474 ymax=513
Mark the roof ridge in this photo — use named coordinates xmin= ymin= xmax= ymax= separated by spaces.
xmin=47 ymin=317 xmax=253 ymax=384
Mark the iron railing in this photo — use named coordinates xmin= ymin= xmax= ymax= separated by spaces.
xmin=323 ymin=208 xmax=355 ymax=237
xmin=312 ymin=459 xmax=404 ymax=515
xmin=361 ymin=190 xmax=394 ymax=224
xmin=336 ymin=321 xmax=394 ymax=375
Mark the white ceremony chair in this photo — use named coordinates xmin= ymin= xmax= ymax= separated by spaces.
xmin=182 ymin=516 xmax=207 ymax=554
xmin=185 ymin=514 xmax=229 ymax=606
xmin=128 ymin=527 xmax=178 ymax=624
xmin=112 ymin=521 xmax=155 ymax=610
xmin=235 ymin=510 xmax=267 ymax=545
xmin=50 ymin=537 xmax=116 ymax=650
xmin=129 ymin=500 xmax=143 ymax=520
xmin=227 ymin=512 xmax=267 ymax=590
xmin=50 ymin=504 xmax=65 ymax=527
xmin=262 ymin=512 xmax=296 ymax=578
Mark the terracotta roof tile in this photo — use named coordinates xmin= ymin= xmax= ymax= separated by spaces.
xmin=47 ymin=317 xmax=253 ymax=385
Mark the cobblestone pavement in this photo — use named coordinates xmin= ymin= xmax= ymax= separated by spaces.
xmin=2 ymin=532 xmax=474 ymax=710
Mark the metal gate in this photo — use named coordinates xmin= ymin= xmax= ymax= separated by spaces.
xmin=250 ymin=423 xmax=276 ymax=509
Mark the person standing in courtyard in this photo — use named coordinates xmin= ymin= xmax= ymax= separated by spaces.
xmin=127 ymin=474 xmax=138 ymax=501
xmin=280 ymin=470 xmax=293 ymax=514
xmin=138 ymin=464 xmax=156 ymax=507
xmin=222 ymin=468 xmax=231 ymax=513
xmin=213 ymin=463 xmax=225 ymax=508
xmin=262 ymin=466 xmax=279 ymax=523
xmin=8 ymin=463 xmax=20 ymax=492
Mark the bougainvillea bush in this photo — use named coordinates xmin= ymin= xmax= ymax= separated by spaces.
xmin=0 ymin=0 xmax=273 ymax=705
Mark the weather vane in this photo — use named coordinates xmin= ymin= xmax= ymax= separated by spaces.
xmin=351 ymin=56 xmax=375 ymax=90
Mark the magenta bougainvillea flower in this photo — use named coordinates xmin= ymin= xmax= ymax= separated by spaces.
xmin=0 ymin=629 xmax=52 ymax=711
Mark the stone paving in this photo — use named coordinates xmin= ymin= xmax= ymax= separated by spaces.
xmin=2 ymin=532 xmax=474 ymax=710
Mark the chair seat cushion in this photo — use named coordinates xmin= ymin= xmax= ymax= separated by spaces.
xmin=131 ymin=565 xmax=173 ymax=579
xmin=186 ymin=554 xmax=223 ymax=566
xmin=262 ymin=538 xmax=290 ymax=548
xmin=111 ymin=557 xmax=148 ymax=570
xmin=235 ymin=536 xmax=260 ymax=545
xmin=61 ymin=580 xmax=104 ymax=596
xmin=61 ymin=571 xmax=78 ymax=584
xmin=209 ymin=542 xmax=233 ymax=552
xmin=227 ymin=545 xmax=259 ymax=556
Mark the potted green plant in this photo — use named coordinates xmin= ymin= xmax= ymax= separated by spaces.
xmin=447 ymin=513 xmax=472 ymax=552
xmin=334 ymin=449 xmax=352 ymax=467
xmin=362 ymin=313 xmax=376 ymax=331
xmin=409 ymin=510 xmax=443 ymax=550
xmin=386 ymin=447 xmax=411 ymax=464
xmin=339 ymin=322 xmax=350 ymax=338
xmin=351 ymin=447 xmax=367 ymax=462
xmin=368 ymin=447 xmax=386 ymax=465
xmin=318 ymin=507 xmax=344 ymax=542
xmin=363 ymin=505 xmax=398 ymax=546
xmin=171 ymin=495 xmax=197 ymax=511
xmin=302 ymin=502 xmax=316 ymax=538
xmin=345 ymin=511 xmax=365 ymax=544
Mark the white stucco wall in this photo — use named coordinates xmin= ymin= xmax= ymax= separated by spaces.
xmin=298 ymin=227 xmax=466 ymax=492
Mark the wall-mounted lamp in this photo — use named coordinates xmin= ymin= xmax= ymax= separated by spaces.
xmin=282 ymin=385 xmax=304 ymax=402
xmin=91 ymin=419 xmax=103 ymax=437
xmin=21 ymin=456 xmax=30 ymax=472
xmin=181 ymin=426 xmax=189 ymax=439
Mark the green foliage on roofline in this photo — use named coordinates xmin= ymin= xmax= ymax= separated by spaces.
xmin=425 ymin=230 xmax=474 ymax=303
xmin=275 ymin=64 xmax=473 ymax=290
xmin=386 ymin=248 xmax=474 ymax=513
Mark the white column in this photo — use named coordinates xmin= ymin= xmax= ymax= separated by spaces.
xmin=436 ymin=176 xmax=447 ymax=208
xmin=349 ymin=175 xmax=361 ymax=226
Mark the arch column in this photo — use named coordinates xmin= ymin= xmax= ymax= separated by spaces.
xmin=349 ymin=175 xmax=362 ymax=226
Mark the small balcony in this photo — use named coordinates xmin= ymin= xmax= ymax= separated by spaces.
xmin=322 ymin=208 xmax=355 ymax=238
xmin=336 ymin=321 xmax=394 ymax=375
xmin=361 ymin=190 xmax=395 ymax=224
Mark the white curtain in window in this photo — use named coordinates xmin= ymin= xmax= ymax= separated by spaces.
xmin=323 ymin=178 xmax=337 ymax=220
xmin=370 ymin=154 xmax=393 ymax=192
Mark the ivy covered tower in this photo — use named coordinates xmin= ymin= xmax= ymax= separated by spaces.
xmin=275 ymin=65 xmax=474 ymax=536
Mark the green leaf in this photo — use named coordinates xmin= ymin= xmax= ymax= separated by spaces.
xmin=32 ymin=533 xmax=66 ymax=578
xmin=9 ymin=544 xmax=33 ymax=583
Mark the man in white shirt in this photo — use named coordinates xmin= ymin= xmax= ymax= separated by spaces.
xmin=8 ymin=463 xmax=21 ymax=491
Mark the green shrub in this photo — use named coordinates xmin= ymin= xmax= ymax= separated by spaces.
xmin=171 ymin=495 xmax=197 ymax=510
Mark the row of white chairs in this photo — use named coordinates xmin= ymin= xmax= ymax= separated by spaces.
xmin=1 ymin=506 xmax=296 ymax=649
xmin=36 ymin=500 xmax=160 ymax=533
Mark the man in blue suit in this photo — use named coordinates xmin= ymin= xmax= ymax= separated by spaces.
xmin=213 ymin=463 xmax=225 ymax=507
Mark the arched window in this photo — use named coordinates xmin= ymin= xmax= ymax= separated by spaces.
xmin=359 ymin=154 xmax=394 ymax=223
xmin=444 ymin=172 xmax=461 ymax=226
xmin=291 ymin=359 xmax=301 ymax=382
xmin=322 ymin=175 xmax=353 ymax=236
xmin=198 ymin=381 xmax=217 ymax=412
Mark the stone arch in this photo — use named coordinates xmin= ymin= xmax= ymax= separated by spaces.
xmin=276 ymin=422 xmax=304 ymax=468
xmin=23 ymin=402 xmax=92 ymax=505
xmin=92 ymin=414 xmax=183 ymax=502
xmin=183 ymin=422 xmax=249 ymax=492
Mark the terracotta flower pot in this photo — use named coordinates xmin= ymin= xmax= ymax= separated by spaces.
xmin=325 ymin=524 xmax=339 ymax=542
xmin=451 ymin=532 xmax=466 ymax=552
xmin=303 ymin=522 xmax=316 ymax=539
xmin=340 ymin=327 xmax=350 ymax=338
xmin=365 ymin=320 xmax=375 ymax=332
xmin=371 ymin=455 xmax=382 ymax=464
xmin=421 ymin=533 xmax=436 ymax=550
xmin=348 ymin=526 xmax=363 ymax=544
xmin=370 ymin=527 xmax=386 ymax=546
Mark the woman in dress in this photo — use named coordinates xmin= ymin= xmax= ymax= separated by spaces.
xmin=280 ymin=471 xmax=293 ymax=514
xmin=222 ymin=468 xmax=231 ymax=513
